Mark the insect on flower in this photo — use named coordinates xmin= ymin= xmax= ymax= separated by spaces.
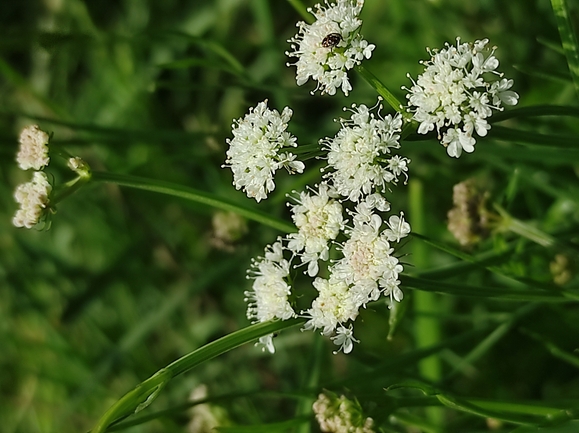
xmin=321 ymin=33 xmax=343 ymax=48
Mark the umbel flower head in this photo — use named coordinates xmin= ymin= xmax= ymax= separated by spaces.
xmin=13 ymin=171 xmax=52 ymax=228
xmin=245 ymin=239 xmax=296 ymax=353
xmin=313 ymin=391 xmax=375 ymax=433
xmin=302 ymin=200 xmax=410 ymax=354
xmin=321 ymin=100 xmax=409 ymax=202
xmin=16 ymin=125 xmax=50 ymax=170
xmin=405 ymin=38 xmax=519 ymax=158
xmin=223 ymin=100 xmax=304 ymax=202
xmin=286 ymin=182 xmax=345 ymax=277
xmin=447 ymin=178 xmax=492 ymax=247
xmin=286 ymin=0 xmax=375 ymax=96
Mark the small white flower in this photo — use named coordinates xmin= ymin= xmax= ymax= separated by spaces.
xmin=287 ymin=183 xmax=345 ymax=277
xmin=16 ymin=125 xmax=50 ymax=171
xmin=383 ymin=212 xmax=411 ymax=242
xmin=256 ymin=334 xmax=277 ymax=354
xmin=223 ymin=100 xmax=304 ymax=202
xmin=442 ymin=127 xmax=476 ymax=158
xmin=331 ymin=324 xmax=359 ymax=354
xmin=405 ymin=38 xmax=519 ymax=158
xmin=286 ymin=0 xmax=375 ymax=96
xmin=321 ymin=101 xmax=409 ymax=202
xmin=13 ymin=171 xmax=52 ymax=228
xmin=245 ymin=240 xmax=296 ymax=324
xmin=490 ymin=78 xmax=519 ymax=106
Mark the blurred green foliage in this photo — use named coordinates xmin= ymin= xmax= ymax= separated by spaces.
xmin=1 ymin=0 xmax=578 ymax=432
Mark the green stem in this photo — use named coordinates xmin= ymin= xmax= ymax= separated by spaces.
xmin=286 ymin=0 xmax=312 ymax=23
xmin=354 ymin=65 xmax=407 ymax=116
xmin=51 ymin=171 xmax=92 ymax=206
xmin=409 ymin=179 xmax=443 ymax=426
xmin=551 ymin=0 xmax=579 ymax=100
xmin=494 ymin=204 xmax=555 ymax=248
xmin=91 ymin=171 xmax=295 ymax=233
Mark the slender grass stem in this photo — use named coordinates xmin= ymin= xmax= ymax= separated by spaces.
xmin=354 ymin=64 xmax=406 ymax=116
xmin=92 ymin=319 xmax=304 ymax=433
xmin=91 ymin=171 xmax=295 ymax=233
xmin=410 ymin=179 xmax=443 ymax=425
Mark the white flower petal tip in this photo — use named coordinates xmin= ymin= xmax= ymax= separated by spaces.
xmin=331 ymin=325 xmax=359 ymax=354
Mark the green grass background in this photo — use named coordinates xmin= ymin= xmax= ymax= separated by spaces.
xmin=1 ymin=0 xmax=578 ymax=432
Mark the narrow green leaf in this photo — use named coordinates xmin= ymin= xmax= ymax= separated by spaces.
xmin=216 ymin=417 xmax=310 ymax=433
xmin=513 ymin=63 xmax=573 ymax=84
xmin=389 ymin=411 xmax=443 ymax=433
xmin=354 ymin=65 xmax=406 ymax=115
xmin=490 ymin=125 xmax=579 ymax=148
xmin=91 ymin=171 xmax=296 ymax=233
xmin=0 ymin=56 xmax=69 ymax=119
xmin=434 ymin=393 xmax=537 ymax=426
xmin=5 ymin=113 xmax=209 ymax=144
xmin=92 ymin=319 xmax=304 ymax=432
xmin=511 ymin=421 xmax=579 ymax=432
xmin=109 ymin=390 xmax=308 ymax=431
xmin=483 ymin=157 xmax=579 ymax=201
xmin=164 ymin=319 xmax=304 ymax=377
xmin=286 ymin=0 xmax=313 ymax=23
xmin=490 ymin=105 xmax=579 ymax=123
xmin=411 ymin=233 xmax=579 ymax=298
xmin=401 ymin=275 xmax=574 ymax=302
xmin=443 ymin=304 xmax=539 ymax=381
xmin=388 ymin=381 xmax=553 ymax=426
xmin=330 ymin=328 xmax=487 ymax=388
xmin=520 ymin=327 xmax=579 ymax=369
xmin=157 ymin=57 xmax=240 ymax=75
xmin=551 ymin=0 xmax=579 ymax=99
xmin=159 ymin=31 xmax=246 ymax=75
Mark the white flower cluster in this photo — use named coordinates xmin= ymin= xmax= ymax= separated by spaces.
xmin=244 ymin=239 xmax=296 ymax=353
xmin=299 ymin=200 xmax=409 ymax=354
xmin=223 ymin=100 xmax=304 ymax=202
xmin=321 ymin=102 xmax=409 ymax=202
xmin=13 ymin=171 xmax=52 ymax=228
xmin=313 ymin=392 xmax=375 ymax=433
xmin=405 ymin=38 xmax=519 ymax=158
xmin=13 ymin=125 xmax=52 ymax=228
xmin=287 ymin=183 xmax=345 ymax=277
xmin=286 ymin=0 xmax=375 ymax=96
xmin=234 ymin=2 xmax=520 ymax=356
xmin=17 ymin=125 xmax=50 ymax=170
xmin=240 ymin=97 xmax=411 ymax=354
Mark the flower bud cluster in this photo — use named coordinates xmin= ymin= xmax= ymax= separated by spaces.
xmin=13 ymin=126 xmax=53 ymax=228
xmin=313 ymin=392 xmax=375 ymax=433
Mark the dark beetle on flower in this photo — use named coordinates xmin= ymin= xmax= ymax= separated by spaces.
xmin=322 ymin=33 xmax=342 ymax=48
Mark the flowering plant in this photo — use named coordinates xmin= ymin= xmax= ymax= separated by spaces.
xmin=6 ymin=1 xmax=579 ymax=432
